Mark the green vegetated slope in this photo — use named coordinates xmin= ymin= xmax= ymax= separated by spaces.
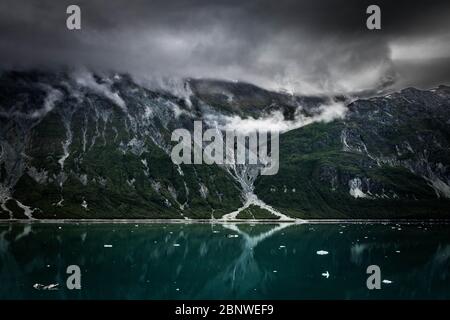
xmin=1 ymin=71 xmax=449 ymax=219
xmin=256 ymin=87 xmax=450 ymax=218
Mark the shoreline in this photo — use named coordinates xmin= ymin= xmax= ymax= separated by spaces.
xmin=1 ymin=218 xmax=450 ymax=224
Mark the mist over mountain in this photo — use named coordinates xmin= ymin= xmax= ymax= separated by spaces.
xmin=1 ymin=70 xmax=449 ymax=219
xmin=1 ymin=0 xmax=450 ymax=96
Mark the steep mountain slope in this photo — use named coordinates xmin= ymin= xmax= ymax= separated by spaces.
xmin=0 ymin=71 xmax=243 ymax=219
xmin=0 ymin=70 xmax=449 ymax=219
xmin=256 ymin=86 xmax=450 ymax=218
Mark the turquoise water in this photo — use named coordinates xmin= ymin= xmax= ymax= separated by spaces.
xmin=0 ymin=222 xmax=449 ymax=299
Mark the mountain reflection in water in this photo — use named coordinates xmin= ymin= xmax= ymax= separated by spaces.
xmin=0 ymin=222 xmax=450 ymax=299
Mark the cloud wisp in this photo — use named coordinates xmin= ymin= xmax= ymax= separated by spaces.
xmin=0 ymin=0 xmax=449 ymax=95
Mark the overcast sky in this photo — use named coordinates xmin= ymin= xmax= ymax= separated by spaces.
xmin=0 ymin=0 xmax=449 ymax=95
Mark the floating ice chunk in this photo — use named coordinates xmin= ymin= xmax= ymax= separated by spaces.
xmin=273 ymin=270 xmax=278 ymax=273
xmin=33 ymin=283 xmax=59 ymax=290
xmin=382 ymin=279 xmax=393 ymax=284
xmin=227 ymin=234 xmax=239 ymax=238
xmin=173 ymin=243 xmax=180 ymax=247
xmin=395 ymin=250 xmax=401 ymax=253
xmin=104 ymin=244 xmax=113 ymax=248
xmin=279 ymin=245 xmax=286 ymax=249
xmin=321 ymin=271 xmax=330 ymax=279
xmin=316 ymin=250 xmax=329 ymax=255
xmin=45 ymin=284 xmax=59 ymax=290
xmin=33 ymin=284 xmax=44 ymax=290
xmin=212 ymin=230 xmax=219 ymax=233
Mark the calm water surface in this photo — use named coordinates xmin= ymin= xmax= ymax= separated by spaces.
xmin=0 ymin=222 xmax=449 ymax=299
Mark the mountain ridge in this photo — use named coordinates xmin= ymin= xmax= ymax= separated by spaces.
xmin=1 ymin=70 xmax=449 ymax=219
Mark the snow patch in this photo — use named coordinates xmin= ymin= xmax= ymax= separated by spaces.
xmin=349 ymin=178 xmax=370 ymax=199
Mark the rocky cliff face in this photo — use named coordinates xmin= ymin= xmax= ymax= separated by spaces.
xmin=256 ymin=86 xmax=450 ymax=218
xmin=0 ymin=70 xmax=449 ymax=219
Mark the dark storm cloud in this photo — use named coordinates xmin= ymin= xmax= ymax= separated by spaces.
xmin=0 ymin=0 xmax=449 ymax=95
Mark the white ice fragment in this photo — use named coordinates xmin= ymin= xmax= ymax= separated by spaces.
xmin=33 ymin=283 xmax=59 ymax=290
xmin=227 ymin=234 xmax=239 ymax=238
xmin=33 ymin=283 xmax=44 ymax=290
xmin=316 ymin=250 xmax=329 ymax=255
xmin=173 ymin=243 xmax=180 ymax=247
xmin=382 ymin=279 xmax=393 ymax=284
xmin=279 ymin=245 xmax=286 ymax=249
xmin=321 ymin=271 xmax=330 ymax=279
xmin=104 ymin=244 xmax=113 ymax=248
xmin=44 ymin=284 xmax=59 ymax=290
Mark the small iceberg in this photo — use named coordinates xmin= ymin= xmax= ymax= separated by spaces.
xmin=33 ymin=283 xmax=59 ymax=290
xmin=382 ymin=279 xmax=393 ymax=284
xmin=45 ymin=284 xmax=59 ymax=290
xmin=104 ymin=244 xmax=113 ymax=248
xmin=321 ymin=271 xmax=330 ymax=279
xmin=316 ymin=250 xmax=329 ymax=255
xmin=33 ymin=284 xmax=44 ymax=290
